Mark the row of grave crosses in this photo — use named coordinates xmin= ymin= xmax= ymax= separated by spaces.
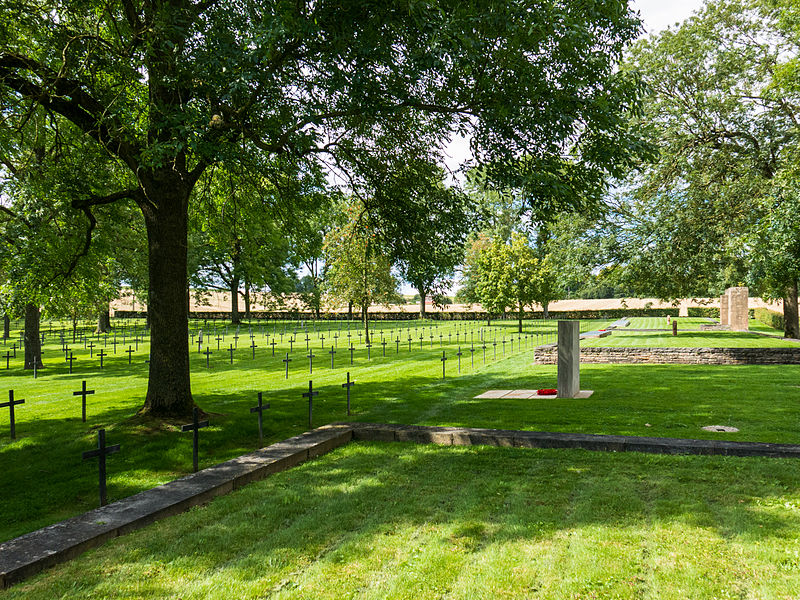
xmin=11 ymin=372 xmax=358 ymax=508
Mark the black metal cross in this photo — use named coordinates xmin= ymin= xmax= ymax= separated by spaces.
xmin=470 ymin=345 xmax=475 ymax=368
xmin=381 ymin=339 xmax=387 ymax=357
xmin=2 ymin=351 xmax=9 ymax=370
xmin=320 ymin=334 xmax=325 ymax=348
xmin=482 ymin=344 xmax=487 ymax=363
xmin=502 ymin=339 xmax=506 ymax=357
xmin=349 ymin=344 xmax=354 ymax=365
xmin=216 ymin=335 xmax=222 ymax=350
xmin=1 ymin=390 xmax=24 ymax=439
xmin=396 ymin=338 xmax=400 ymax=354
xmin=305 ymin=334 xmax=310 ymax=350
xmin=271 ymin=339 xmax=277 ymax=356
xmin=10 ymin=343 xmax=17 ymax=358
xmin=204 ymin=347 xmax=213 ymax=368
xmin=282 ymin=352 xmax=292 ymax=378
xmin=126 ymin=346 xmax=134 ymax=364
xmin=289 ymin=338 xmax=294 ymax=352
xmin=441 ymin=350 xmax=447 ymax=379
xmin=307 ymin=351 xmax=315 ymax=374
xmin=250 ymin=392 xmax=270 ymax=448
xmin=303 ymin=380 xmax=318 ymax=428
xmin=329 ymin=346 xmax=336 ymax=369
xmin=250 ymin=340 xmax=258 ymax=359
xmin=366 ymin=343 xmax=371 ymax=361
xmin=233 ymin=333 xmax=240 ymax=348
xmin=73 ymin=380 xmax=95 ymax=422
xmin=342 ymin=371 xmax=355 ymax=416
xmin=82 ymin=429 xmax=120 ymax=506
xmin=456 ymin=347 xmax=463 ymax=373
xmin=67 ymin=351 xmax=76 ymax=373
xmin=87 ymin=341 xmax=95 ymax=358
xmin=408 ymin=336 xmax=412 ymax=351
xmin=181 ymin=407 xmax=209 ymax=473
xmin=98 ymin=349 xmax=107 ymax=369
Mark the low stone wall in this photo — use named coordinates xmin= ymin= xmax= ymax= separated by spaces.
xmin=534 ymin=346 xmax=800 ymax=365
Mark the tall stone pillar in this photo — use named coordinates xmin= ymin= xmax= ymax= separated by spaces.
xmin=720 ymin=293 xmax=729 ymax=326
xmin=557 ymin=320 xmax=580 ymax=398
xmin=728 ymin=287 xmax=749 ymax=331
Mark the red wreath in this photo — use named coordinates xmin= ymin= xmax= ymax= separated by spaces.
xmin=537 ymin=388 xmax=557 ymax=395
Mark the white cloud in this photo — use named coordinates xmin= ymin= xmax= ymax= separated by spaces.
xmin=632 ymin=0 xmax=705 ymax=34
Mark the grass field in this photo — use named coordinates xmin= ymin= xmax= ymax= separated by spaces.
xmin=583 ymin=317 xmax=800 ymax=348
xmin=1 ymin=316 xmax=800 ymax=545
xmin=7 ymin=442 xmax=800 ymax=599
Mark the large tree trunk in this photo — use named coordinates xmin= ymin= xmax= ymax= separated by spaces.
xmin=95 ymin=306 xmax=112 ymax=333
xmin=139 ymin=177 xmax=194 ymax=417
xmin=24 ymin=303 xmax=43 ymax=370
xmin=2 ymin=314 xmax=9 ymax=340
xmin=244 ymin=282 xmax=251 ymax=320
xmin=543 ymin=301 xmax=550 ymax=319
xmin=362 ymin=303 xmax=370 ymax=344
xmin=518 ymin=301 xmax=523 ymax=333
xmin=230 ymin=274 xmax=240 ymax=325
xmin=347 ymin=301 xmax=353 ymax=320
xmin=784 ymin=280 xmax=799 ymax=339
xmin=419 ymin=289 xmax=427 ymax=319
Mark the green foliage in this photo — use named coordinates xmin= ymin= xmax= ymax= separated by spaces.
xmin=687 ymin=307 xmax=721 ymax=319
xmin=323 ymin=201 xmax=398 ymax=315
xmin=754 ymin=307 xmax=785 ymax=331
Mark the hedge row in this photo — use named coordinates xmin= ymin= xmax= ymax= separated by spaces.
xmin=115 ymin=307 xmax=681 ymax=321
xmin=687 ymin=307 xmax=720 ymax=318
xmin=754 ymin=307 xmax=784 ymax=331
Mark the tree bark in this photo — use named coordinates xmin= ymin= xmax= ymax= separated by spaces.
xmin=2 ymin=314 xmax=9 ymax=340
xmin=784 ymin=280 xmax=799 ymax=339
xmin=95 ymin=307 xmax=111 ymax=333
xmin=244 ymin=282 xmax=251 ymax=320
xmin=230 ymin=274 xmax=241 ymax=324
xmin=543 ymin=301 xmax=550 ymax=319
xmin=419 ymin=289 xmax=427 ymax=319
xmin=139 ymin=175 xmax=194 ymax=417
xmin=24 ymin=303 xmax=43 ymax=370
xmin=518 ymin=301 xmax=523 ymax=333
xmin=362 ymin=303 xmax=370 ymax=344
xmin=347 ymin=301 xmax=353 ymax=320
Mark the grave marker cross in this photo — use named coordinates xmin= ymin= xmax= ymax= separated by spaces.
xmin=456 ymin=347 xmax=463 ymax=373
xmin=270 ymin=339 xmax=277 ymax=356
xmin=2 ymin=351 xmax=9 ymax=370
xmin=441 ymin=350 xmax=447 ymax=379
xmin=98 ymin=349 xmax=107 ymax=369
xmin=82 ymin=429 xmax=120 ymax=506
xmin=67 ymin=351 xmax=76 ymax=374
xmin=303 ymin=380 xmax=319 ymax=428
xmin=204 ymin=347 xmax=213 ymax=368
xmin=73 ymin=380 xmax=95 ymax=422
xmin=250 ymin=340 xmax=258 ymax=359
xmin=181 ymin=407 xmax=209 ymax=473
xmin=282 ymin=353 xmax=292 ymax=379
xmin=307 ymin=351 xmax=316 ymax=374
xmin=227 ymin=344 xmax=235 ymax=364
xmin=329 ymin=347 xmax=336 ymax=369
xmin=250 ymin=392 xmax=270 ymax=448
xmin=342 ymin=372 xmax=355 ymax=416
xmin=1 ymin=390 xmax=24 ymax=439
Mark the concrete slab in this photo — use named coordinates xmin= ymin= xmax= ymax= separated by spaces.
xmin=473 ymin=390 xmax=513 ymax=399
xmin=503 ymin=390 xmax=538 ymax=399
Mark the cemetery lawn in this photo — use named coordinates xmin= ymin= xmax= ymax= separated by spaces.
xmin=8 ymin=441 xmax=800 ymax=599
xmin=2 ymin=318 xmax=800 ymax=544
xmin=583 ymin=318 xmax=799 ymax=347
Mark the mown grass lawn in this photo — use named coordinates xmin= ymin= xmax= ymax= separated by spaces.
xmin=584 ymin=318 xmax=800 ymax=348
xmin=7 ymin=442 xmax=800 ymax=599
xmin=1 ymin=317 xmax=799 ymax=545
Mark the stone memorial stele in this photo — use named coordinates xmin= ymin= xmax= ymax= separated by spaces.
xmin=557 ymin=320 xmax=579 ymax=398
xmin=728 ymin=286 xmax=749 ymax=331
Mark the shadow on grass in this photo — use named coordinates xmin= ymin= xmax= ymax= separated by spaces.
xmin=8 ymin=441 xmax=800 ymax=599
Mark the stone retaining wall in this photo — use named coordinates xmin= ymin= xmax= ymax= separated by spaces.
xmin=534 ymin=346 xmax=800 ymax=365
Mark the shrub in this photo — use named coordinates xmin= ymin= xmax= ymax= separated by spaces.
xmin=754 ymin=308 xmax=784 ymax=331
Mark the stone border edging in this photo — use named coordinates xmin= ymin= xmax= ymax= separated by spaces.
xmin=344 ymin=423 xmax=800 ymax=458
xmin=534 ymin=346 xmax=800 ymax=365
xmin=4 ymin=421 xmax=800 ymax=589
xmin=0 ymin=424 xmax=353 ymax=589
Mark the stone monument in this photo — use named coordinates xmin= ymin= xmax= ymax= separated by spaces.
xmin=557 ymin=320 xmax=580 ymax=398
xmin=728 ymin=286 xmax=749 ymax=331
xmin=720 ymin=292 xmax=729 ymax=326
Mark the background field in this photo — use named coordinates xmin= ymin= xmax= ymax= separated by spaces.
xmin=1 ymin=317 xmax=800 ymax=544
